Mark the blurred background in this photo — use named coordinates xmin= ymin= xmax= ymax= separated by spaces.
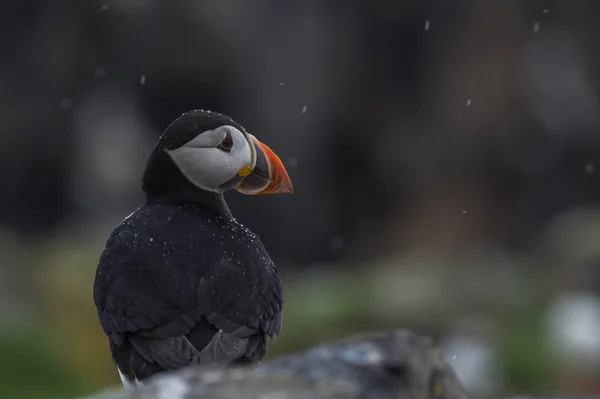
xmin=2 ymin=0 xmax=600 ymax=398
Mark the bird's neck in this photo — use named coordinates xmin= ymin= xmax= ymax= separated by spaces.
xmin=141 ymin=151 xmax=234 ymax=219
xmin=146 ymin=190 xmax=234 ymax=220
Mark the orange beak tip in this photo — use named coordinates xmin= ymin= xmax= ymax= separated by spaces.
xmin=281 ymin=181 xmax=294 ymax=195
xmin=255 ymin=138 xmax=295 ymax=195
xmin=237 ymin=134 xmax=295 ymax=195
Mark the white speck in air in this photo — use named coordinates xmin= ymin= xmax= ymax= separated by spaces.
xmin=94 ymin=66 xmax=106 ymax=79
xmin=140 ymin=75 xmax=146 ymax=85
xmin=542 ymin=9 xmax=548 ymax=14
xmin=424 ymin=20 xmax=430 ymax=31
xmin=586 ymin=163 xmax=594 ymax=174
xmin=452 ymin=355 xmax=457 ymax=361
xmin=59 ymin=97 xmax=72 ymax=111
xmin=288 ymin=157 xmax=298 ymax=168
xmin=149 ymin=237 xmax=154 ymax=242
xmin=302 ymin=105 xmax=307 ymax=114
xmin=533 ymin=21 xmax=540 ymax=33
xmin=279 ymin=82 xmax=284 ymax=86
xmin=462 ymin=210 xmax=467 ymax=215
xmin=466 ymin=98 xmax=472 ymax=107
xmin=101 ymin=4 xmax=108 ymax=10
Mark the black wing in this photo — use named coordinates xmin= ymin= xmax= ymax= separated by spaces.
xmin=93 ymin=207 xmax=283 ymax=382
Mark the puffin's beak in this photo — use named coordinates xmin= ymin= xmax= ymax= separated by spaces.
xmin=237 ymin=135 xmax=294 ymax=195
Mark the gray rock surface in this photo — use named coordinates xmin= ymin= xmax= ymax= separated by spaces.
xmin=83 ymin=330 xmax=468 ymax=399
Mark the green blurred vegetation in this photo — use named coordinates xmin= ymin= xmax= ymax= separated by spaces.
xmin=0 ymin=324 xmax=82 ymax=399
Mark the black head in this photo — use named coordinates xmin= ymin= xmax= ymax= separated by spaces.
xmin=155 ymin=110 xmax=247 ymax=151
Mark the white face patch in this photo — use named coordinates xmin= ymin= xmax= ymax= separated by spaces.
xmin=166 ymin=125 xmax=253 ymax=192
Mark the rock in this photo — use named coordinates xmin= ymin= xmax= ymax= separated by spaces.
xmin=82 ymin=330 xmax=468 ymax=399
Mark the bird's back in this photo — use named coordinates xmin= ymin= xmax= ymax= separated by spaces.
xmin=93 ymin=203 xmax=283 ymax=385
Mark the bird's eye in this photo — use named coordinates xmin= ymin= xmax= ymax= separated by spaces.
xmin=218 ymin=132 xmax=233 ymax=152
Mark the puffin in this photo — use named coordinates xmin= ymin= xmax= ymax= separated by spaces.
xmin=92 ymin=110 xmax=293 ymax=389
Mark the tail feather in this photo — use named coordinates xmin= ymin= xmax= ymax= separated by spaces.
xmin=110 ymin=338 xmax=164 ymax=383
xmin=117 ymin=367 xmax=144 ymax=391
xmin=194 ymin=330 xmax=249 ymax=364
xmin=109 ymin=328 xmax=269 ymax=388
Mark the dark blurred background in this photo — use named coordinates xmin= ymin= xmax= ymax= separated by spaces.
xmin=3 ymin=0 xmax=600 ymax=398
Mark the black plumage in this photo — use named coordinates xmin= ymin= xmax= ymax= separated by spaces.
xmin=93 ymin=110 xmax=287 ymax=385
